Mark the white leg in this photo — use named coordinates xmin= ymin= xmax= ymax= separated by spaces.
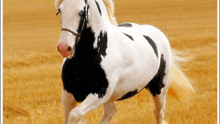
xmin=151 ymin=78 xmax=170 ymax=124
xmin=68 ymin=91 xmax=115 ymax=124
xmin=98 ymin=102 xmax=117 ymax=124
xmin=67 ymin=72 xmax=120 ymax=124
xmin=68 ymin=83 xmax=118 ymax=123
xmin=152 ymin=92 xmax=167 ymax=124
xmin=62 ymin=89 xmax=77 ymax=124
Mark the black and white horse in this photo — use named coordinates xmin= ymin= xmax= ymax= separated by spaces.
xmin=55 ymin=0 xmax=194 ymax=123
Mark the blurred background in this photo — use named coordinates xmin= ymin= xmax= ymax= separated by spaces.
xmin=3 ymin=0 xmax=217 ymax=123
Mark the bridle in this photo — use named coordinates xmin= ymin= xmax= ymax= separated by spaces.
xmin=61 ymin=28 xmax=81 ymax=39
xmin=61 ymin=1 xmax=89 ymax=51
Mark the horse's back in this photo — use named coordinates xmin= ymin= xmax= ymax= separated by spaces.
xmin=118 ymin=22 xmax=172 ymax=63
xmin=119 ymin=23 xmax=170 ymax=51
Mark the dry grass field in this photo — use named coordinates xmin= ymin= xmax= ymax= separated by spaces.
xmin=3 ymin=0 xmax=217 ymax=123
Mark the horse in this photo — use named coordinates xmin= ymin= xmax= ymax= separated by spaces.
xmin=55 ymin=0 xmax=194 ymax=124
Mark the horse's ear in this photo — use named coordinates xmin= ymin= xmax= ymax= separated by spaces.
xmin=56 ymin=9 xmax=61 ymax=16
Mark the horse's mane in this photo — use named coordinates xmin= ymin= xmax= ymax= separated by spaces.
xmin=102 ymin=0 xmax=118 ymax=26
xmin=55 ymin=0 xmax=118 ymax=26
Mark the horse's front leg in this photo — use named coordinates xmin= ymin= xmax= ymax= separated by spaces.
xmin=62 ymin=89 xmax=77 ymax=124
xmin=68 ymin=80 xmax=118 ymax=124
xmin=68 ymin=93 xmax=112 ymax=124
xmin=98 ymin=102 xmax=117 ymax=124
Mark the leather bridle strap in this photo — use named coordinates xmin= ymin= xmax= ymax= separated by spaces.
xmin=61 ymin=28 xmax=81 ymax=37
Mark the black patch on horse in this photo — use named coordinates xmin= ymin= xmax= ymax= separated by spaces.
xmin=145 ymin=54 xmax=166 ymax=97
xmin=118 ymin=89 xmax=139 ymax=101
xmin=97 ymin=31 xmax=108 ymax=57
xmin=143 ymin=35 xmax=158 ymax=58
xmin=62 ymin=27 xmax=109 ymax=102
xmin=118 ymin=23 xmax=132 ymax=27
xmin=123 ymin=33 xmax=134 ymax=41
xmin=95 ymin=0 xmax=102 ymax=15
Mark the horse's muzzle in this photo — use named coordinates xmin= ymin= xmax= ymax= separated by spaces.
xmin=57 ymin=43 xmax=74 ymax=58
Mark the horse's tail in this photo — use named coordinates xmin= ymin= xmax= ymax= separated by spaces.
xmin=168 ymin=49 xmax=195 ymax=101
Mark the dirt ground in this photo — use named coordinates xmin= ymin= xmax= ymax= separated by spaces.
xmin=3 ymin=0 xmax=217 ymax=123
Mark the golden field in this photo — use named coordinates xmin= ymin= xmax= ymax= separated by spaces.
xmin=3 ymin=0 xmax=217 ymax=123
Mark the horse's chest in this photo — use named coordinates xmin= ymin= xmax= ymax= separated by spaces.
xmin=62 ymin=58 xmax=109 ymax=102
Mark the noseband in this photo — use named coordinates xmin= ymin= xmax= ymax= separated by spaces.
xmin=61 ymin=28 xmax=81 ymax=38
xmin=61 ymin=2 xmax=89 ymax=51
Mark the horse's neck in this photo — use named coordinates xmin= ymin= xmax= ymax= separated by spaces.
xmin=88 ymin=0 xmax=111 ymax=33
xmin=85 ymin=0 xmax=117 ymax=51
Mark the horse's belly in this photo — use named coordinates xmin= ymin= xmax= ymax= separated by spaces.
xmin=110 ymin=81 xmax=147 ymax=101
xmin=110 ymin=67 xmax=157 ymax=101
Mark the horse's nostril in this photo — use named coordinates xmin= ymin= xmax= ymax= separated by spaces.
xmin=67 ymin=46 xmax=72 ymax=51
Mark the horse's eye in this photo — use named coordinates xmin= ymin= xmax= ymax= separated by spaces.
xmin=56 ymin=9 xmax=61 ymax=16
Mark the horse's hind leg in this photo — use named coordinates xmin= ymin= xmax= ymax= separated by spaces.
xmin=151 ymin=86 xmax=169 ymax=124
xmin=62 ymin=89 xmax=77 ymax=124
xmin=149 ymin=71 xmax=171 ymax=124
xmin=98 ymin=102 xmax=117 ymax=124
xmin=146 ymin=54 xmax=171 ymax=124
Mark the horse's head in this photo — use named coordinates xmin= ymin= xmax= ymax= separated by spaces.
xmin=56 ymin=0 xmax=115 ymax=58
xmin=56 ymin=0 xmax=89 ymax=58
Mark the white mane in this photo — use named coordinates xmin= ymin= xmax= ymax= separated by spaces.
xmin=55 ymin=0 xmax=118 ymax=26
